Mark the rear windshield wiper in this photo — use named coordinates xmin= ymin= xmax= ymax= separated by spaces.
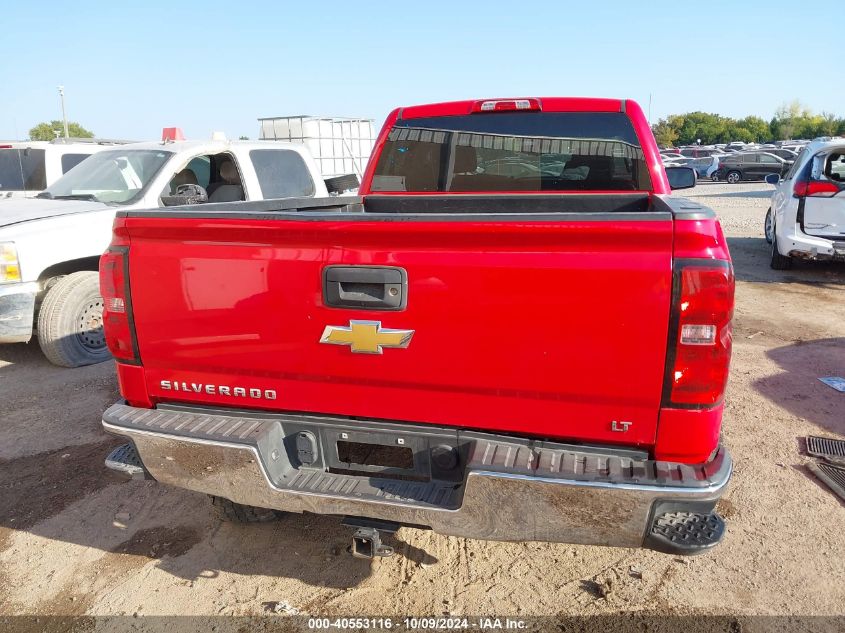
xmin=52 ymin=194 xmax=101 ymax=202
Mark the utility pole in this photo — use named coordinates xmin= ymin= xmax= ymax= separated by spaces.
xmin=57 ymin=86 xmax=69 ymax=140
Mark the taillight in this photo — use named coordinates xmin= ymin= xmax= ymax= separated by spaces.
xmin=664 ymin=261 xmax=734 ymax=407
xmin=99 ymin=248 xmax=140 ymax=364
xmin=794 ymin=180 xmax=840 ymax=198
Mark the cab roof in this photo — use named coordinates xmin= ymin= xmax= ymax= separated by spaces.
xmin=0 ymin=140 xmax=125 ymax=149
xmin=399 ymin=97 xmax=628 ymax=120
xmin=98 ymin=139 xmax=305 ymax=154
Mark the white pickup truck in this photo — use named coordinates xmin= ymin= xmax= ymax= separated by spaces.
xmin=0 ymin=138 xmax=350 ymax=367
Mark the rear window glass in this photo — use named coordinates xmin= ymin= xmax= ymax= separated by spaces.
xmin=0 ymin=148 xmax=46 ymax=191
xmin=61 ymin=153 xmax=89 ymax=174
xmin=249 ymin=149 xmax=315 ymax=199
xmin=371 ymin=112 xmax=651 ymax=192
xmin=826 ymin=152 xmax=845 ymax=181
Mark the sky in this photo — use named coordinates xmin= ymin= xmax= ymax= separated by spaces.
xmin=1 ymin=0 xmax=842 ymax=141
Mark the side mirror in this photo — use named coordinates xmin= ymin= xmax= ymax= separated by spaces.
xmin=764 ymin=174 xmax=780 ymax=186
xmin=161 ymin=183 xmax=209 ymax=207
xmin=665 ymin=166 xmax=696 ymax=190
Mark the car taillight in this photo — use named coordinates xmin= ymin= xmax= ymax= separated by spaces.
xmin=793 ymin=180 xmax=840 ymax=198
xmin=99 ymin=248 xmax=140 ymax=363
xmin=664 ymin=261 xmax=734 ymax=407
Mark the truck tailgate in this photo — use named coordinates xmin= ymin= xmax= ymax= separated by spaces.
xmin=125 ymin=206 xmax=673 ymax=447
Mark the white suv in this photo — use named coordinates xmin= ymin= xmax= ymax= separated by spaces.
xmin=0 ymin=139 xmax=128 ymax=198
xmin=765 ymin=139 xmax=845 ymax=269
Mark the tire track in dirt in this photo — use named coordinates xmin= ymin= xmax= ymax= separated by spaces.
xmin=0 ymin=440 xmax=204 ymax=616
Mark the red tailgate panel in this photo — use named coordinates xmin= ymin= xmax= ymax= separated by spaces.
xmin=126 ymin=216 xmax=673 ymax=448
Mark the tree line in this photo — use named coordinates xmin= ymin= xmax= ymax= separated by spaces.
xmin=28 ymin=120 xmax=95 ymax=141
xmin=651 ymin=101 xmax=845 ymax=147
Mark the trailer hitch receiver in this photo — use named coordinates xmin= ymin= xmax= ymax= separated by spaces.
xmin=342 ymin=517 xmax=399 ymax=559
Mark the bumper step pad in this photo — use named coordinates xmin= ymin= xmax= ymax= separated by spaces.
xmin=105 ymin=443 xmax=146 ymax=479
xmin=645 ymin=511 xmax=725 ymax=555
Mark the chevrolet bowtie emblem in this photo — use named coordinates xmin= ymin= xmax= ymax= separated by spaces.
xmin=320 ymin=320 xmax=414 ymax=354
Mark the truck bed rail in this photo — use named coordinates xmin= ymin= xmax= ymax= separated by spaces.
xmin=117 ymin=193 xmax=715 ymax=221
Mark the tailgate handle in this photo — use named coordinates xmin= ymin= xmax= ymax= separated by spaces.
xmin=323 ymin=266 xmax=407 ymax=310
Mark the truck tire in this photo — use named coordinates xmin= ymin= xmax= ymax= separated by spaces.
xmin=764 ymin=208 xmax=774 ymax=244
xmin=770 ymin=230 xmax=792 ymax=270
xmin=37 ymin=271 xmax=112 ymax=368
xmin=210 ymin=496 xmax=285 ymax=523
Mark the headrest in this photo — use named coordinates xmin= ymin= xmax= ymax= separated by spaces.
xmin=172 ymin=168 xmax=198 ymax=188
xmin=453 ymin=146 xmax=477 ymax=174
xmin=219 ymin=160 xmax=239 ymax=183
xmin=566 ymin=155 xmax=612 ymax=170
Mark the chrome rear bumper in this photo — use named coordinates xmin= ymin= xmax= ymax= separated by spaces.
xmin=102 ymin=402 xmax=731 ymax=550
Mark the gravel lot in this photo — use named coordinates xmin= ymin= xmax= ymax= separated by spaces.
xmin=1 ymin=181 xmax=843 ymax=627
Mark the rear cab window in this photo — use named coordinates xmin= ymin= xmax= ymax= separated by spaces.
xmin=249 ymin=149 xmax=315 ymax=199
xmin=371 ymin=112 xmax=652 ymax=193
xmin=60 ymin=153 xmax=90 ymax=174
xmin=0 ymin=148 xmax=46 ymax=191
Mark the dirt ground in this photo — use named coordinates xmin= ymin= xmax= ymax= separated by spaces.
xmin=1 ymin=181 xmax=843 ymax=625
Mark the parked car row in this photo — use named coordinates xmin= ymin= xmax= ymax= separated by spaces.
xmin=663 ymin=137 xmax=844 ymax=269
xmin=662 ymin=148 xmax=798 ymax=184
xmin=661 ymin=155 xmax=716 ymax=178
xmin=713 ymin=152 xmax=793 ymax=183
xmin=662 ymin=139 xmax=812 ymax=158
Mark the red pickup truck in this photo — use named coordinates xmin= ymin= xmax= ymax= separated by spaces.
xmin=101 ymin=97 xmax=734 ymax=557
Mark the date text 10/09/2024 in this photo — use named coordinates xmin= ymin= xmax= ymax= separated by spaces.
xmin=307 ymin=618 xmax=528 ymax=630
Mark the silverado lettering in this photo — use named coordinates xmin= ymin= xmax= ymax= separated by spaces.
xmin=101 ymin=97 xmax=734 ymax=557
xmin=160 ymin=380 xmax=277 ymax=400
